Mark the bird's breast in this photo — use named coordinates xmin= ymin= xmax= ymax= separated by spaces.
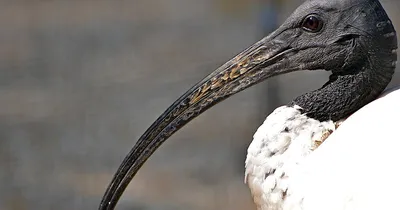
xmin=245 ymin=105 xmax=342 ymax=210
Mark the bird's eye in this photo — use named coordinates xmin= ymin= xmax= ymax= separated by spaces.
xmin=302 ymin=15 xmax=323 ymax=32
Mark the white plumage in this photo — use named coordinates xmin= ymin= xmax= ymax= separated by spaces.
xmin=245 ymin=105 xmax=337 ymax=209
xmin=245 ymin=87 xmax=400 ymax=210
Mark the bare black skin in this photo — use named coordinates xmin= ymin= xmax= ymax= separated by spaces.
xmin=99 ymin=0 xmax=397 ymax=209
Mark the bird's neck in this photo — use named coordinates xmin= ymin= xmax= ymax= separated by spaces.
xmin=290 ymin=67 xmax=394 ymax=122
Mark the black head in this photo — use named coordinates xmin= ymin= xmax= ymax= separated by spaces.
xmin=282 ymin=0 xmax=398 ymax=121
xmin=99 ymin=0 xmax=397 ymax=209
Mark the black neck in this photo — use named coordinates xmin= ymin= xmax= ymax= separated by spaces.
xmin=290 ymin=72 xmax=385 ymax=122
xmin=290 ymin=60 xmax=395 ymax=122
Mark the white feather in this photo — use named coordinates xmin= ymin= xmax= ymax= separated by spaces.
xmin=298 ymin=87 xmax=400 ymax=210
xmin=245 ymin=105 xmax=338 ymax=210
xmin=245 ymin=87 xmax=400 ymax=210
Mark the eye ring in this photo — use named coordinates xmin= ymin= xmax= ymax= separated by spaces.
xmin=302 ymin=14 xmax=323 ymax=32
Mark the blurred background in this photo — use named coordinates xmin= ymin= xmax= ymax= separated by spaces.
xmin=0 ymin=0 xmax=399 ymax=209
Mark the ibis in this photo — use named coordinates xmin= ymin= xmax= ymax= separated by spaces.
xmin=99 ymin=0 xmax=399 ymax=209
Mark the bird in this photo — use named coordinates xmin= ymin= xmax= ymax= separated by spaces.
xmin=98 ymin=0 xmax=398 ymax=209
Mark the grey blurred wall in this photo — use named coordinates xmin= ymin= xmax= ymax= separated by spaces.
xmin=0 ymin=1 xmax=399 ymax=210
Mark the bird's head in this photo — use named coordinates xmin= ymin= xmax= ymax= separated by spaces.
xmin=266 ymin=0 xmax=396 ymax=74
xmin=99 ymin=0 xmax=397 ymax=209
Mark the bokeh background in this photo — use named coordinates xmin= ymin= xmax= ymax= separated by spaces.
xmin=1 ymin=0 xmax=399 ymax=209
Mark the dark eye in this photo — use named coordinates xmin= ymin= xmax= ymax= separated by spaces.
xmin=302 ymin=15 xmax=323 ymax=32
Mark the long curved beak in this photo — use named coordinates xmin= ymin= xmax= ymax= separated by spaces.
xmin=99 ymin=34 xmax=301 ymax=209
